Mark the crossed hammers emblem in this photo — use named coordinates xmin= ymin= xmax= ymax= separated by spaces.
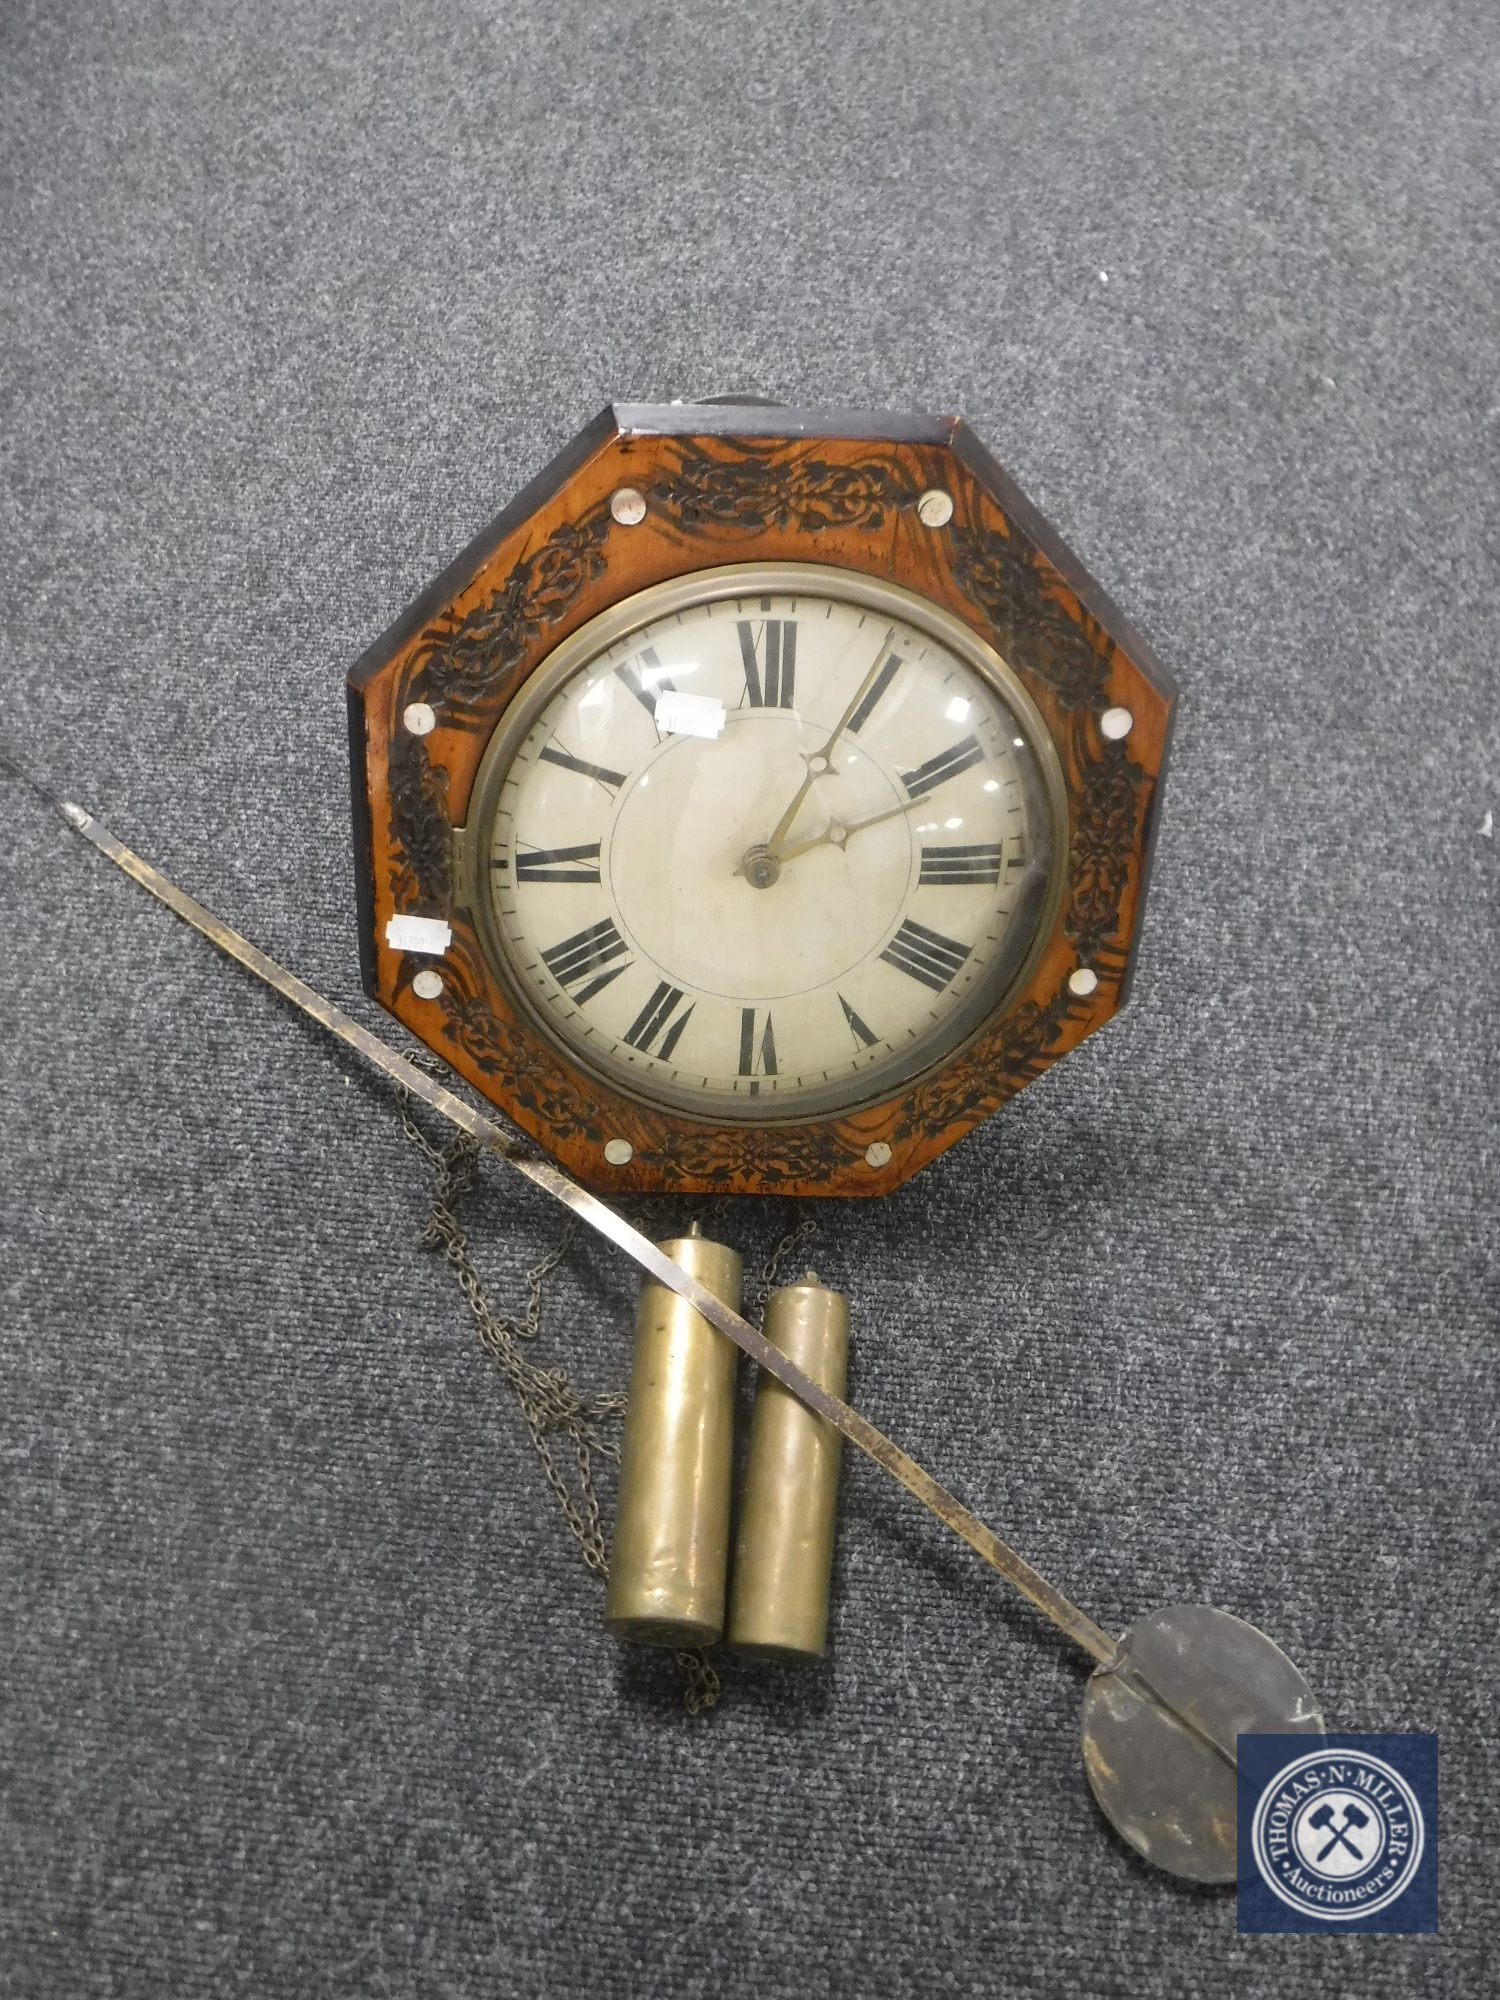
xmin=1307 ymin=1799 xmax=1371 ymax=1863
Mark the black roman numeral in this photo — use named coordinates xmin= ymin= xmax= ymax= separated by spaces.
xmin=538 ymin=744 xmax=628 ymax=791
xmin=839 ymin=993 xmax=878 ymax=1048
xmin=541 ymin=918 xmax=631 ymax=1004
xmin=918 ymin=843 xmax=1003 ymax=886
xmin=623 ymin=981 xmax=695 ymax=1060
xmin=738 ymin=1006 xmax=778 ymax=1090
xmin=900 ymin=734 xmax=984 ymax=800
xmin=615 ymin=646 xmax=675 ymax=718
xmin=514 ymin=841 xmax=602 ymax=884
xmin=737 ymin=615 xmax=797 ymax=708
xmin=880 ymin=919 xmax=971 ymax=993
xmin=846 ymin=652 xmax=903 ymax=734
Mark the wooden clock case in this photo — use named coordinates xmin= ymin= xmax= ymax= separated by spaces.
xmin=347 ymin=402 xmax=1177 ymax=1196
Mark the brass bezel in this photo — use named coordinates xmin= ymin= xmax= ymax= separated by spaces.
xmin=458 ymin=561 xmax=1069 ymax=1126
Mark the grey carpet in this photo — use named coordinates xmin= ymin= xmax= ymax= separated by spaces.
xmin=2 ymin=2 xmax=1496 ymax=1994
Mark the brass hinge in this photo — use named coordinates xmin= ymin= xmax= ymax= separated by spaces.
xmin=450 ymin=821 xmax=474 ymax=911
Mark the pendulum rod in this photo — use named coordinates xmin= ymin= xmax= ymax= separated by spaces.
xmin=4 ymin=753 xmax=1116 ymax=1668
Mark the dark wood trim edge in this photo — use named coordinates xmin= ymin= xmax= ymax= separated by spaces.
xmin=615 ymin=401 xmax=959 ymax=446
xmin=346 ymin=406 xmax=621 ymax=695
xmin=951 ymin=421 xmax=1180 ymax=703
xmin=346 ymin=681 xmax=379 ymax=999
xmin=1115 ymin=688 xmax=1179 ymax=1013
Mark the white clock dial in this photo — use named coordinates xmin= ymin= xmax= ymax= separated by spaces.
xmin=470 ymin=569 xmax=1061 ymax=1120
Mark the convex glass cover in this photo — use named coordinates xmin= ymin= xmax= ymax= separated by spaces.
xmin=466 ymin=565 xmax=1065 ymax=1120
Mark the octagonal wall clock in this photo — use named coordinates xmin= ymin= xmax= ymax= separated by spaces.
xmin=347 ymin=402 xmax=1176 ymax=1197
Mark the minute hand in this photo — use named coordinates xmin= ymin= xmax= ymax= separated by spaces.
xmin=762 ymin=629 xmax=896 ymax=860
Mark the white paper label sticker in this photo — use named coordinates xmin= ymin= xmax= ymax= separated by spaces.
xmin=653 ymin=690 xmax=726 ymax=740
xmin=385 ymin=914 xmax=452 ymax=955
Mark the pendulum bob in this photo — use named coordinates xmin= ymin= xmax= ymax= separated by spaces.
xmin=726 ymin=1276 xmax=849 ymax=1660
xmin=603 ymin=1231 xmax=743 ymax=1647
xmin=1080 ymin=1603 xmax=1326 ymax=1881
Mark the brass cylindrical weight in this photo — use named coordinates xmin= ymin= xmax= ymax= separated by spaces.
xmin=726 ymin=1275 xmax=849 ymax=1660
xmin=603 ymin=1228 xmax=742 ymax=1647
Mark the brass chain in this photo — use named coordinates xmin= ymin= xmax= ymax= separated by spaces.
xmin=676 ymin=1647 xmax=722 ymax=1715
xmin=397 ymin=1078 xmax=626 ymax=1577
xmin=747 ymin=1215 xmax=820 ymax=1325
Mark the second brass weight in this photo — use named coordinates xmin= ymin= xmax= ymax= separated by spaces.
xmin=605 ymin=1226 xmax=849 ymax=1661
